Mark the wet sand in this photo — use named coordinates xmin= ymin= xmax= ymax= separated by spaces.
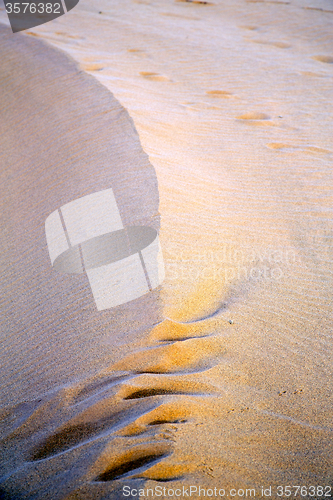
xmin=0 ymin=0 xmax=332 ymax=498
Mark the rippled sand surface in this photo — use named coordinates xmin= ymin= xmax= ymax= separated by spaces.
xmin=0 ymin=0 xmax=332 ymax=498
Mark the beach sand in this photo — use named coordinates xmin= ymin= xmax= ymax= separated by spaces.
xmin=0 ymin=0 xmax=332 ymax=498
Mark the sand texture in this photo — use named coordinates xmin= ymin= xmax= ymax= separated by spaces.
xmin=0 ymin=0 xmax=332 ymax=498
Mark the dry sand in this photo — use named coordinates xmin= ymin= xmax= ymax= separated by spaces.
xmin=0 ymin=0 xmax=332 ymax=498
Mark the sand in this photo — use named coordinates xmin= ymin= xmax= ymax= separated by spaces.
xmin=0 ymin=0 xmax=332 ymax=498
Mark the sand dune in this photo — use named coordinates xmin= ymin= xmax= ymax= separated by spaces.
xmin=0 ymin=0 xmax=333 ymax=498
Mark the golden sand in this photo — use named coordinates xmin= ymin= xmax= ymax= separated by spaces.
xmin=0 ymin=0 xmax=332 ymax=497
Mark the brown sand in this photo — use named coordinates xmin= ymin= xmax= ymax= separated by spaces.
xmin=0 ymin=0 xmax=332 ymax=498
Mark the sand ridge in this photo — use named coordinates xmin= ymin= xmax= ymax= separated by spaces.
xmin=0 ymin=0 xmax=333 ymax=497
